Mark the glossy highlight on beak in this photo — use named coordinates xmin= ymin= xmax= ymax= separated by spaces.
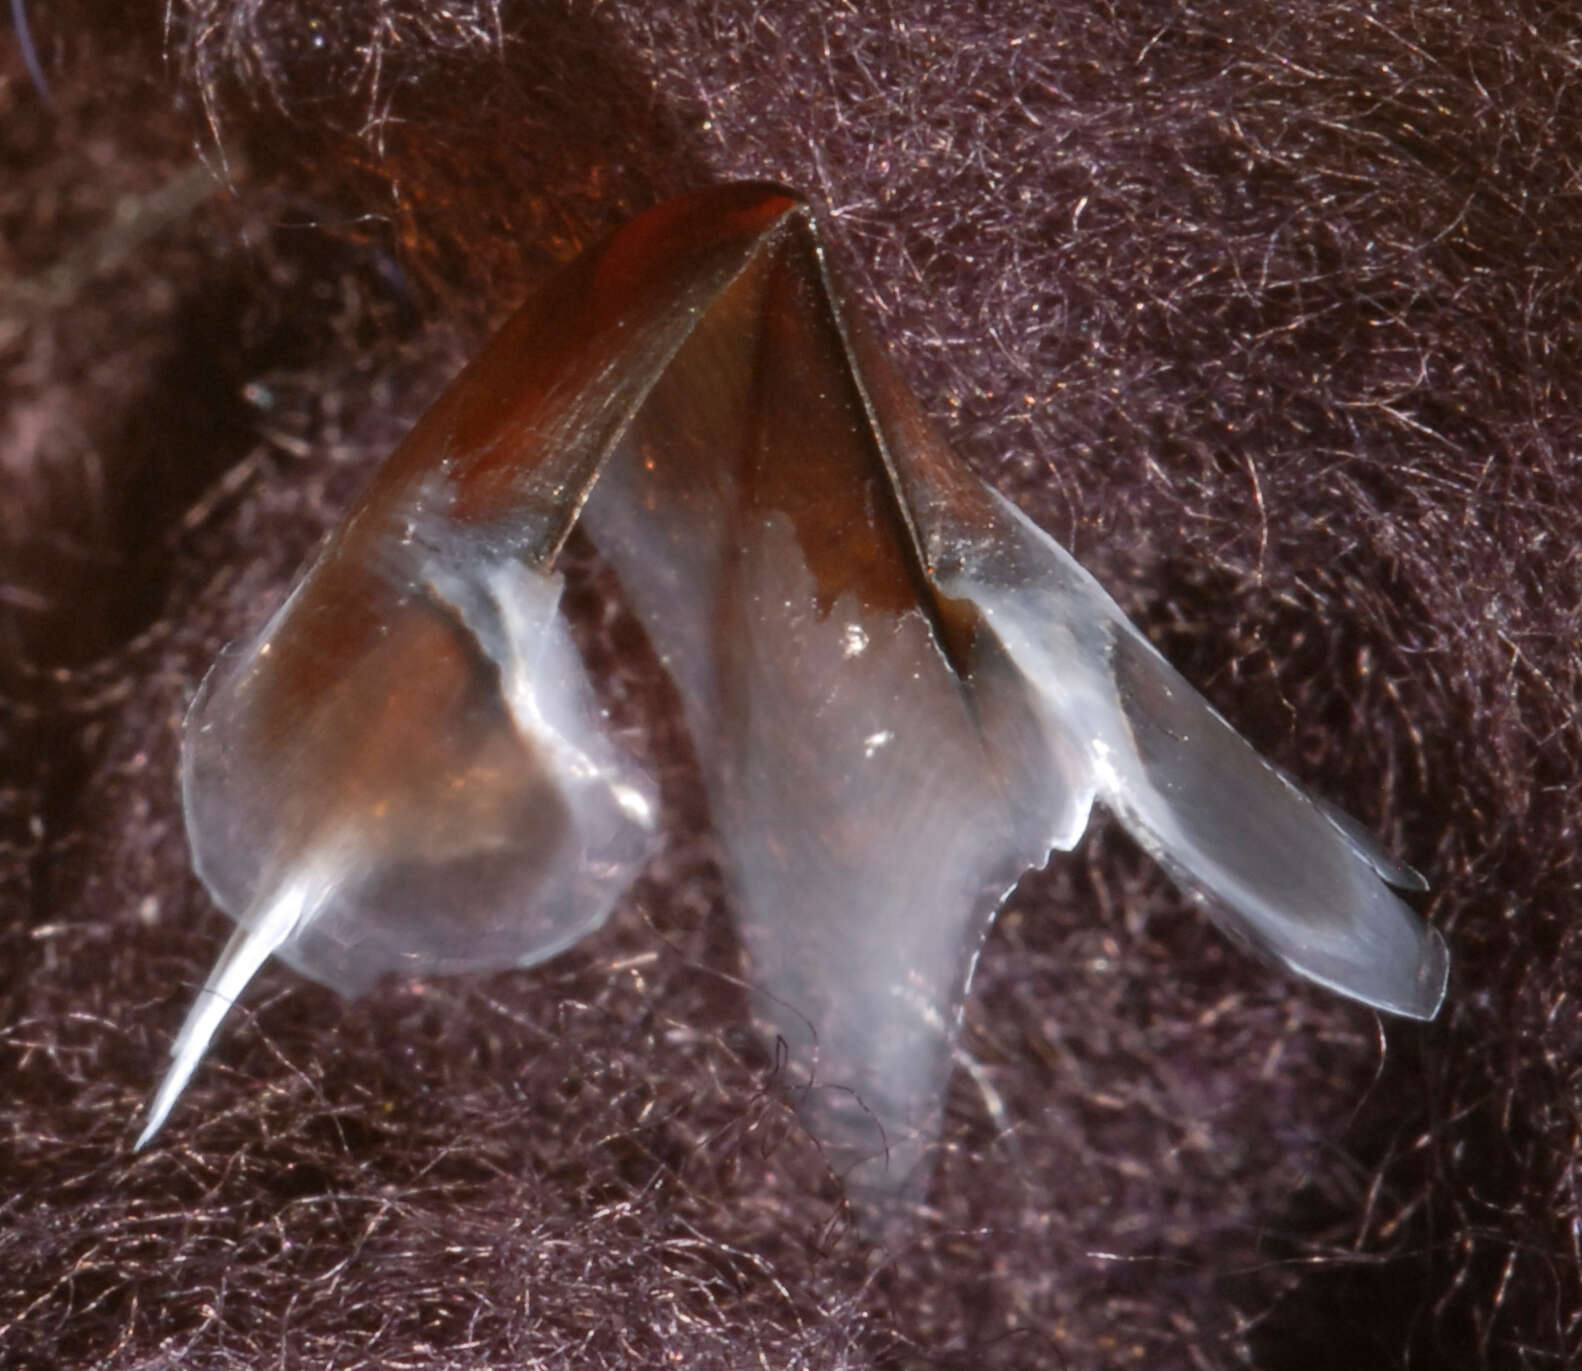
xmin=139 ymin=184 xmax=1447 ymax=1196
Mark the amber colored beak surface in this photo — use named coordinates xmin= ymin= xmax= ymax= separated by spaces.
xmin=144 ymin=186 xmax=1444 ymax=1200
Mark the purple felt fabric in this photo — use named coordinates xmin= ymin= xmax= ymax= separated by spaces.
xmin=2 ymin=1 xmax=1578 ymax=1366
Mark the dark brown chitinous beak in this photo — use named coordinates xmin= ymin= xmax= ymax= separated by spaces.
xmin=140 ymin=185 xmax=1446 ymax=1215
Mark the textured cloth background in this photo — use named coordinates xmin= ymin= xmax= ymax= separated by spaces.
xmin=3 ymin=1 xmax=1578 ymax=1367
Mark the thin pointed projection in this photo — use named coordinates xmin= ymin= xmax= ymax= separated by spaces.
xmin=141 ymin=184 xmax=1447 ymax=1198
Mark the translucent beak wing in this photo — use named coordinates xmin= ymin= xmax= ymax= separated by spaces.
xmin=142 ymin=183 xmax=1445 ymax=1170
xmin=825 ymin=279 xmax=1448 ymax=1023
xmin=937 ymin=491 xmax=1448 ymax=1020
xmin=140 ymin=186 xmax=818 ymax=1149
